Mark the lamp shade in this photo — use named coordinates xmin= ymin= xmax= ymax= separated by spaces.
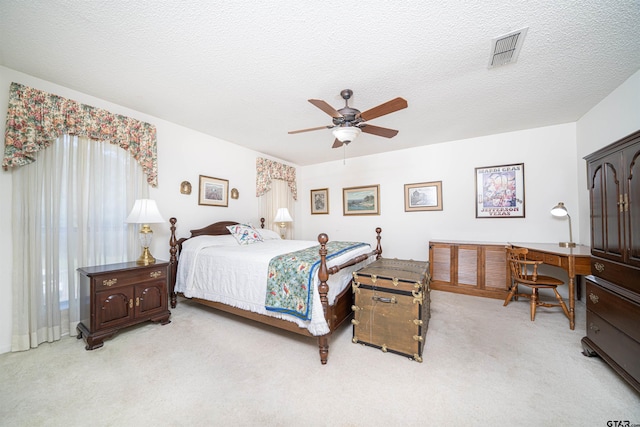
xmin=550 ymin=202 xmax=569 ymax=217
xmin=332 ymin=126 xmax=362 ymax=143
xmin=274 ymin=208 xmax=293 ymax=223
xmin=125 ymin=199 xmax=165 ymax=224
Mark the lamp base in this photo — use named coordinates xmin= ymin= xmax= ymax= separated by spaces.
xmin=279 ymin=223 xmax=287 ymax=239
xmin=136 ymin=247 xmax=157 ymax=265
xmin=558 ymin=242 xmax=577 ymax=248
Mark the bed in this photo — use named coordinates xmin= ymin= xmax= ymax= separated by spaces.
xmin=168 ymin=217 xmax=382 ymax=364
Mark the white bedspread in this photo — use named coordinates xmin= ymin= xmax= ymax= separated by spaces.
xmin=174 ymin=235 xmax=375 ymax=336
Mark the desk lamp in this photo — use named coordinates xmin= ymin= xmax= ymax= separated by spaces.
xmin=550 ymin=202 xmax=576 ymax=248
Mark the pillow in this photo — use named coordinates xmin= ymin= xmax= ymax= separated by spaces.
xmin=226 ymin=224 xmax=263 ymax=245
xmin=257 ymin=228 xmax=282 ymax=241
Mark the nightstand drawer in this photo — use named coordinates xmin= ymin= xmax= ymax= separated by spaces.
xmin=94 ymin=267 xmax=167 ymax=291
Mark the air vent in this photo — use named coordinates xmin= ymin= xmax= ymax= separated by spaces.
xmin=488 ymin=27 xmax=528 ymax=68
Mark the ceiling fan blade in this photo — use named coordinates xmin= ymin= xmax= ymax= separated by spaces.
xmin=359 ymin=97 xmax=408 ymax=121
xmin=360 ymin=124 xmax=399 ymax=138
xmin=308 ymin=99 xmax=343 ymax=118
xmin=332 ymin=139 xmax=344 ymax=149
xmin=288 ymin=125 xmax=331 ymax=135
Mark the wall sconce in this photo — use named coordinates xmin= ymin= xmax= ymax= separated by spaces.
xmin=274 ymin=207 xmax=293 ymax=239
xmin=180 ymin=181 xmax=192 ymax=195
xmin=230 ymin=188 xmax=239 ymax=199
xmin=550 ymin=202 xmax=576 ymax=248
xmin=125 ymin=199 xmax=166 ymax=264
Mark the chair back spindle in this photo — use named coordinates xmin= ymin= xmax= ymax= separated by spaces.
xmin=504 ymin=247 xmax=570 ymax=324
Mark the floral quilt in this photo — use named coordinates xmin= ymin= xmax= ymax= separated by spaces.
xmin=265 ymin=241 xmax=367 ymax=320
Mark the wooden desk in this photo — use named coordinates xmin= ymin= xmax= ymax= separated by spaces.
xmin=510 ymin=243 xmax=591 ymax=330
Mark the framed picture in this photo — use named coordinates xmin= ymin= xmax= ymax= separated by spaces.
xmin=310 ymin=188 xmax=329 ymax=214
xmin=343 ymin=185 xmax=380 ymax=216
xmin=475 ymin=163 xmax=525 ymax=218
xmin=404 ymin=181 xmax=443 ymax=212
xmin=198 ymin=175 xmax=229 ymax=207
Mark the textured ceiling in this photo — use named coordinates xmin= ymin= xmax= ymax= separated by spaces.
xmin=1 ymin=1 xmax=639 ymax=166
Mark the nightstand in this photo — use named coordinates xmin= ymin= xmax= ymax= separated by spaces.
xmin=77 ymin=261 xmax=171 ymax=350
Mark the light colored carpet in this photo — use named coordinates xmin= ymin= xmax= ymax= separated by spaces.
xmin=1 ymin=290 xmax=639 ymax=427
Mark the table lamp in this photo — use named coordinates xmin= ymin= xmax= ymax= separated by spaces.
xmin=125 ymin=199 xmax=166 ymax=264
xmin=550 ymin=202 xmax=576 ymax=248
xmin=274 ymin=207 xmax=293 ymax=239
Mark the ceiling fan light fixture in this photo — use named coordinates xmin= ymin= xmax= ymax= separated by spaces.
xmin=332 ymin=126 xmax=361 ymax=143
xmin=289 ymin=89 xmax=405 ymax=148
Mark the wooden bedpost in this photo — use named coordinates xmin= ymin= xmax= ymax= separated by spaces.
xmin=375 ymin=227 xmax=382 ymax=259
xmin=317 ymin=232 xmax=330 ymax=365
xmin=169 ymin=217 xmax=178 ymax=308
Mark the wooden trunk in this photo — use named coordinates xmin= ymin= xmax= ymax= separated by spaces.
xmin=351 ymin=258 xmax=430 ymax=362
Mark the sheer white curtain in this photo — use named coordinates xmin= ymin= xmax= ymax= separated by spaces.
xmin=11 ymin=135 xmax=148 ymax=351
xmin=259 ymin=179 xmax=295 ymax=238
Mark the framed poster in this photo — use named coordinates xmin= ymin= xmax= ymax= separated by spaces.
xmin=475 ymin=163 xmax=525 ymax=218
xmin=404 ymin=181 xmax=443 ymax=212
xmin=310 ymin=188 xmax=329 ymax=214
xmin=343 ymin=185 xmax=380 ymax=216
xmin=198 ymin=175 xmax=229 ymax=207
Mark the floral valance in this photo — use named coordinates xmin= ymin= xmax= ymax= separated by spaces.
xmin=256 ymin=157 xmax=297 ymax=200
xmin=2 ymin=82 xmax=158 ymax=186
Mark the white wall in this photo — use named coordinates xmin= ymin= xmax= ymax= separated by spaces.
xmin=297 ymin=123 xmax=579 ymax=261
xmin=1 ymin=65 xmax=637 ymax=353
xmin=295 ymin=69 xmax=640 ymax=266
xmin=575 ymin=69 xmax=640 ymax=243
xmin=0 ymin=66 xmax=288 ymax=353
xmin=0 ymin=67 xmax=13 ymax=354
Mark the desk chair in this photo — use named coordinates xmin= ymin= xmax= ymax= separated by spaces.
xmin=504 ymin=247 xmax=570 ymax=321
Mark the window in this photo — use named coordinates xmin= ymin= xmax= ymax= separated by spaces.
xmin=11 ymin=135 xmax=148 ymax=350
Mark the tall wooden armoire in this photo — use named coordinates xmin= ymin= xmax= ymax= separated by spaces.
xmin=583 ymin=129 xmax=640 ymax=393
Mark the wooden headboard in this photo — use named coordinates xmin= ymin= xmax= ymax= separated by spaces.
xmin=173 ymin=218 xmax=266 ymax=252
xmin=188 ymin=221 xmax=239 ymax=238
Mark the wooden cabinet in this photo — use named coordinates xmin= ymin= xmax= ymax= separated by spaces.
xmin=77 ymin=261 xmax=171 ymax=350
xmin=583 ymin=277 xmax=640 ymax=392
xmin=586 ymin=130 xmax=640 ymax=287
xmin=429 ymin=241 xmax=509 ymax=299
xmin=583 ymin=129 xmax=640 ymax=393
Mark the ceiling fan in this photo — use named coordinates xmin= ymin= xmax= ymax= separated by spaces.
xmin=288 ymin=89 xmax=408 ymax=148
